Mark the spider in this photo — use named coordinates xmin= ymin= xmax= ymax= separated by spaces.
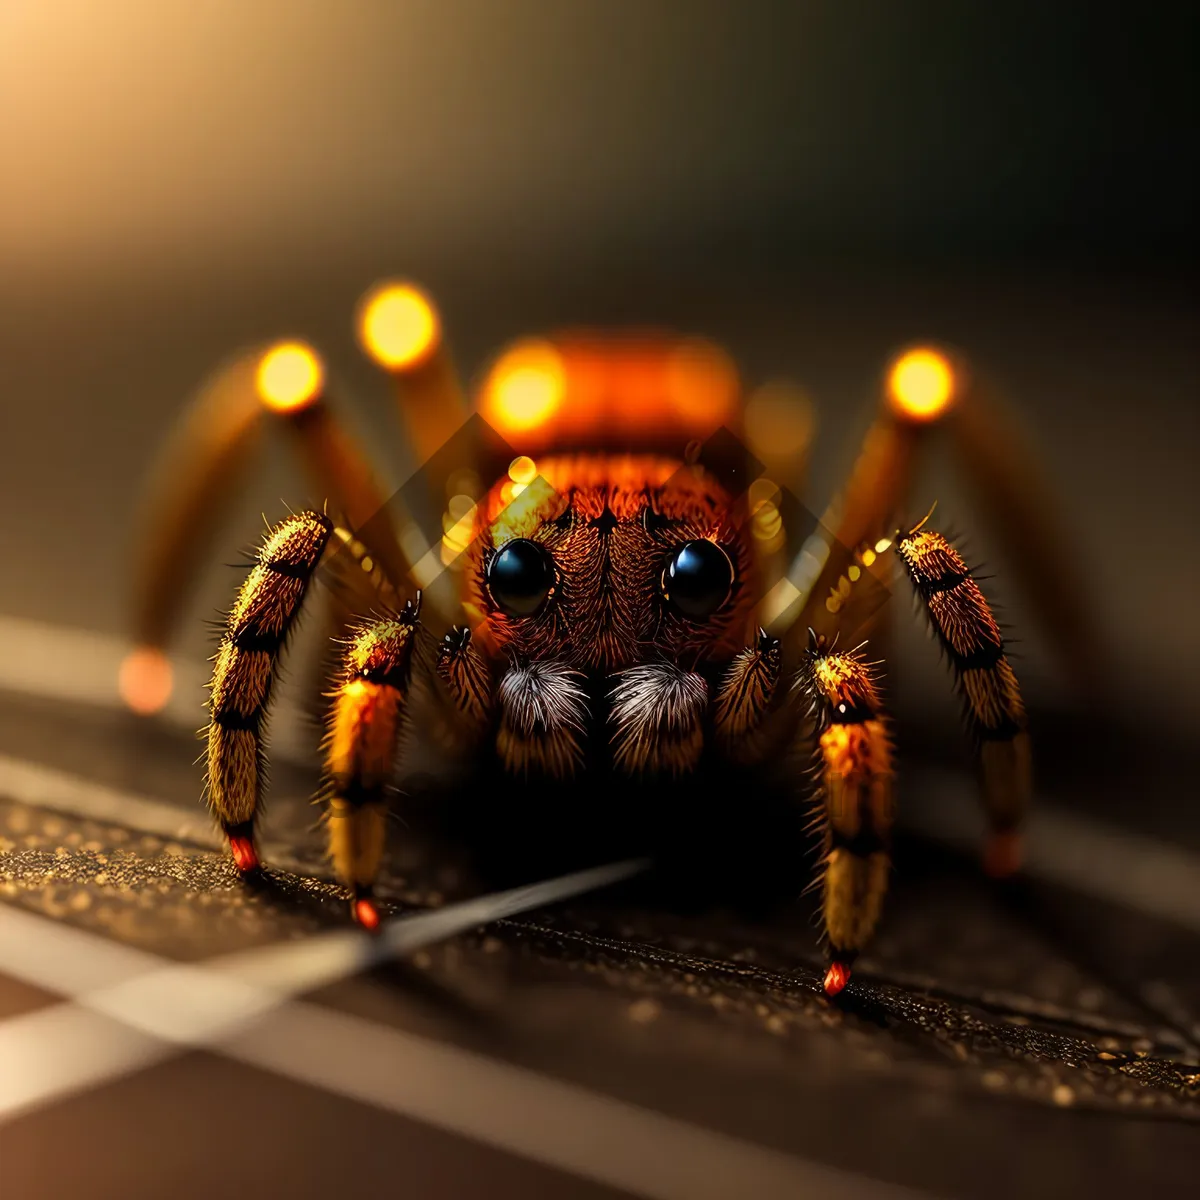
xmin=128 ymin=282 xmax=1094 ymax=995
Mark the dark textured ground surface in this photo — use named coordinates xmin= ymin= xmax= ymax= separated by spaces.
xmin=0 ymin=691 xmax=1197 ymax=1199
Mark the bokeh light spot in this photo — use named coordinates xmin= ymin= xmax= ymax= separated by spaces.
xmin=887 ymin=348 xmax=956 ymax=422
xmin=358 ymin=282 xmax=439 ymax=370
xmin=257 ymin=342 xmax=323 ymax=412
xmin=483 ymin=341 xmax=566 ymax=432
xmin=118 ymin=646 xmax=174 ymax=715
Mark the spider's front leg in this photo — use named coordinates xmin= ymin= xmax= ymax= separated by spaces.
xmin=321 ymin=599 xmax=423 ymax=928
xmin=796 ymin=636 xmax=894 ymax=996
xmin=206 ymin=510 xmax=334 ymax=870
xmin=711 ymin=631 xmax=894 ymax=997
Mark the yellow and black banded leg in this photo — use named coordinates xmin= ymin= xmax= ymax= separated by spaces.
xmin=712 ymin=629 xmax=783 ymax=763
xmin=895 ymin=526 xmax=1031 ymax=878
xmin=206 ymin=510 xmax=334 ymax=872
xmin=797 ymin=633 xmax=895 ymax=996
xmin=322 ymin=598 xmax=421 ymax=928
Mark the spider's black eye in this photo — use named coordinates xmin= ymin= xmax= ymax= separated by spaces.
xmin=662 ymin=539 xmax=733 ymax=620
xmin=487 ymin=539 xmax=556 ymax=617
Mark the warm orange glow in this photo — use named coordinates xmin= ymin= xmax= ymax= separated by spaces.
xmin=744 ymin=381 xmax=815 ymax=459
xmin=441 ymin=495 xmax=479 ymax=568
xmin=358 ymin=282 xmax=440 ymax=371
xmin=887 ymin=348 xmax=956 ymax=422
xmin=447 ymin=493 xmax=477 ymax=521
xmin=256 ymin=341 xmax=323 ymax=412
xmin=445 ymin=468 xmax=483 ymax=501
xmin=482 ymin=340 xmax=566 ymax=432
xmin=508 ymin=455 xmax=538 ymax=485
xmin=118 ymin=646 xmax=174 ymax=715
xmin=664 ymin=340 xmax=739 ymax=426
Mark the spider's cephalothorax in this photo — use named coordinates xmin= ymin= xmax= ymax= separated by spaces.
xmin=132 ymin=297 xmax=1075 ymax=995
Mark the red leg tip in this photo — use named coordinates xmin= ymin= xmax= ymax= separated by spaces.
xmin=353 ymin=897 xmax=381 ymax=931
xmin=228 ymin=835 xmax=260 ymax=875
xmin=984 ymin=831 xmax=1023 ymax=879
xmin=823 ymin=961 xmax=851 ymax=996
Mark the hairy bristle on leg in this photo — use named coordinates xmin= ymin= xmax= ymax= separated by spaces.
xmin=206 ymin=510 xmax=333 ymax=866
xmin=896 ymin=526 xmax=1030 ymax=872
xmin=797 ymin=635 xmax=895 ymax=979
xmin=322 ymin=600 xmax=421 ymax=916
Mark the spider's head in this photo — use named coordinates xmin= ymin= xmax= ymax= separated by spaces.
xmin=463 ymin=454 xmax=756 ymax=672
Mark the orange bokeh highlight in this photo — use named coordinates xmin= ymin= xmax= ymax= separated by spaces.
xmin=118 ymin=646 xmax=174 ymax=715
xmin=665 ymin=339 xmax=739 ymax=427
xmin=744 ymin=381 xmax=815 ymax=461
xmin=358 ymin=282 xmax=440 ymax=371
xmin=481 ymin=340 xmax=566 ymax=432
xmin=886 ymin=348 xmax=956 ymax=422
xmin=256 ymin=341 xmax=323 ymax=413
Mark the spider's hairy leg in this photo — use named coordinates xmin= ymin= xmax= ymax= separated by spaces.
xmin=797 ymin=635 xmax=895 ymax=997
xmin=950 ymin=372 xmax=1105 ymax=698
xmin=206 ymin=510 xmax=334 ymax=871
xmin=133 ymin=352 xmax=265 ymax=661
xmin=896 ymin=526 xmax=1030 ymax=877
xmin=609 ymin=662 xmax=709 ymax=777
xmin=322 ymin=599 xmax=421 ymax=928
xmin=131 ymin=344 xmax=416 ymax=678
xmin=496 ymin=660 xmax=590 ymax=778
xmin=712 ymin=629 xmax=783 ymax=763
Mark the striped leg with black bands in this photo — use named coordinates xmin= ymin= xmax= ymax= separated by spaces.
xmin=206 ymin=510 xmax=334 ymax=871
xmin=322 ymin=597 xmax=421 ymax=927
xmin=896 ymin=526 xmax=1031 ymax=877
xmin=798 ymin=634 xmax=895 ymax=997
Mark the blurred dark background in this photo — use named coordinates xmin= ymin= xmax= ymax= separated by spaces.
xmin=0 ymin=0 xmax=1196 ymax=732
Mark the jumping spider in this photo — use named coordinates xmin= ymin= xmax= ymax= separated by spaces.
xmin=132 ymin=287 xmax=1048 ymax=995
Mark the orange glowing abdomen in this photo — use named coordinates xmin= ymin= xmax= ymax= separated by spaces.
xmin=475 ymin=332 xmax=742 ymax=455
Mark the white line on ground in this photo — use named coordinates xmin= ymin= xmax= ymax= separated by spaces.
xmin=0 ymin=860 xmax=647 ymax=1114
xmin=0 ymin=753 xmax=221 ymax=848
xmin=0 ymin=903 xmax=916 ymax=1200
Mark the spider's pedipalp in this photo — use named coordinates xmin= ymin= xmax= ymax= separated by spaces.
xmin=496 ymin=659 xmax=590 ymax=778
xmin=206 ymin=509 xmax=333 ymax=863
xmin=436 ymin=624 xmax=494 ymax=731
xmin=609 ymin=661 xmax=709 ymax=777
xmin=712 ymin=629 xmax=782 ymax=763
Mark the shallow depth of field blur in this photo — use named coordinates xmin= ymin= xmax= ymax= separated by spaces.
xmin=1 ymin=7 xmax=1198 ymax=1198
xmin=1 ymin=0 xmax=1196 ymax=743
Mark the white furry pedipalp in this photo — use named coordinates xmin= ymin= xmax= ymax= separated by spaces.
xmin=496 ymin=660 xmax=590 ymax=777
xmin=609 ymin=662 xmax=708 ymax=776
